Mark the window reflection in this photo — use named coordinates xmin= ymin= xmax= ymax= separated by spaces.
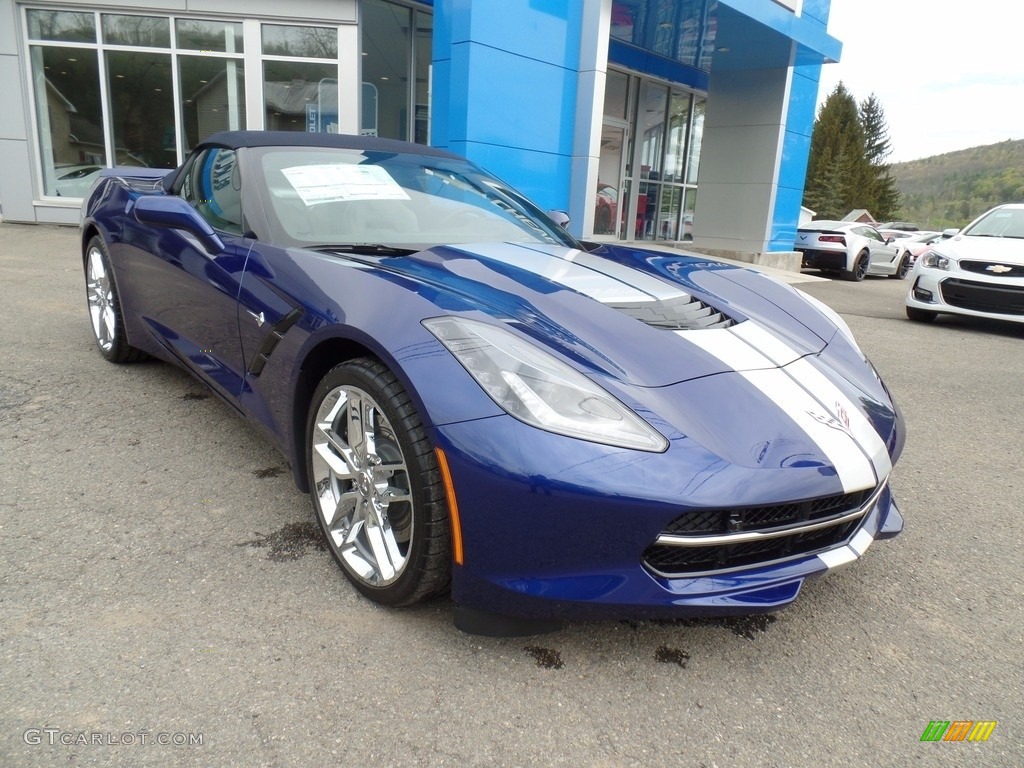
xmin=101 ymin=14 xmax=170 ymax=47
xmin=106 ymin=50 xmax=175 ymax=168
xmin=176 ymin=19 xmax=244 ymax=53
xmin=362 ymin=0 xmax=411 ymax=140
xmin=180 ymin=57 xmax=246 ymax=150
xmin=27 ymin=9 xmax=95 ymax=43
xmin=263 ymin=62 xmax=338 ymax=132
xmin=262 ymin=24 xmax=338 ymax=58
xmin=30 ymin=45 xmax=103 ymax=196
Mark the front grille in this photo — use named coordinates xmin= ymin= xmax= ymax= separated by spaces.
xmin=940 ymin=278 xmax=1024 ymax=315
xmin=643 ymin=486 xmax=879 ymax=577
xmin=960 ymin=260 xmax=1024 ymax=278
xmin=659 ymin=487 xmax=875 ymax=536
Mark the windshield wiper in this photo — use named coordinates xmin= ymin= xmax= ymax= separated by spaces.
xmin=308 ymin=243 xmax=419 ymax=256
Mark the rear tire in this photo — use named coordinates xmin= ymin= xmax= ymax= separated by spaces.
xmin=843 ymin=251 xmax=869 ymax=282
xmin=906 ymin=306 xmax=937 ymax=323
xmin=84 ymin=236 xmax=147 ymax=363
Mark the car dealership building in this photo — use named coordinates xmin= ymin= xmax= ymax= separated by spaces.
xmin=0 ymin=0 xmax=839 ymax=267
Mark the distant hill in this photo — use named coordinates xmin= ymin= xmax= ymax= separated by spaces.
xmin=890 ymin=139 xmax=1024 ymax=231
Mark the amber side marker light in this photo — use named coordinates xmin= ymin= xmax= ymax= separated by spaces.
xmin=434 ymin=447 xmax=464 ymax=565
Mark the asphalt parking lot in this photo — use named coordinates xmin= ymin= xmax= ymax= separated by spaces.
xmin=1 ymin=222 xmax=1021 ymax=767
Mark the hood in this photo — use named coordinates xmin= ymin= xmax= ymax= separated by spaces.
xmin=937 ymin=234 xmax=1024 ymax=264
xmin=368 ymin=242 xmax=837 ymax=388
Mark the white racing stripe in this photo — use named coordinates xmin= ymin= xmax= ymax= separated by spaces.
xmin=677 ymin=321 xmax=888 ymax=492
xmin=785 ymin=358 xmax=893 ymax=478
xmin=563 ymin=248 xmax=690 ymax=301
xmin=742 ymin=368 xmax=878 ymax=492
xmin=819 ymin=529 xmax=875 ymax=570
xmin=735 ymin=324 xmax=891 ymax=479
xmin=451 ymin=242 xmax=653 ymax=303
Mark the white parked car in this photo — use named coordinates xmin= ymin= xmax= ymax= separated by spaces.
xmin=891 ymin=230 xmax=944 ymax=265
xmin=906 ymin=204 xmax=1024 ymax=324
xmin=796 ymin=221 xmax=906 ymax=281
xmin=54 ymin=164 xmax=104 ymax=197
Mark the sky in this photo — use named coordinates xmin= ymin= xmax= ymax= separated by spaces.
xmin=816 ymin=0 xmax=1024 ymax=163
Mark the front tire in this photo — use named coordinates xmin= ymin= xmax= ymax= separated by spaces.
xmin=84 ymin=236 xmax=147 ymax=363
xmin=843 ymin=251 xmax=870 ymax=282
xmin=306 ymin=358 xmax=451 ymax=606
xmin=906 ymin=306 xmax=937 ymax=323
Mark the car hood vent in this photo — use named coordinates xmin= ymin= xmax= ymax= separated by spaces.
xmin=608 ymin=293 xmax=735 ymax=330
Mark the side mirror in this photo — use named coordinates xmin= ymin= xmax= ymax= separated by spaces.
xmin=885 ymin=236 xmax=895 ymax=244
xmin=548 ymin=210 xmax=570 ymax=229
xmin=133 ymin=195 xmax=225 ymax=254
xmin=941 ymin=228 xmax=959 ymax=239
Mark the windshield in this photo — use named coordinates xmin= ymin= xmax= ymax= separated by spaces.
xmin=252 ymin=146 xmax=578 ymax=250
xmin=964 ymin=207 xmax=1024 ymax=239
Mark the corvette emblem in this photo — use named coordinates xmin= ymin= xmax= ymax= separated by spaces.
xmin=247 ymin=310 xmax=265 ymax=327
xmin=986 ymin=264 xmax=1013 ymax=274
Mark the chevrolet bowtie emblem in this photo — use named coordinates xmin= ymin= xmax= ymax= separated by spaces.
xmin=986 ymin=264 xmax=1013 ymax=273
xmin=248 ymin=310 xmax=266 ymax=327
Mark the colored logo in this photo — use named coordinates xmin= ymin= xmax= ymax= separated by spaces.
xmin=920 ymin=720 xmax=997 ymax=742
xmin=985 ymin=264 xmax=1013 ymax=273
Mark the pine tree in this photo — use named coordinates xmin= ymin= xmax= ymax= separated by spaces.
xmin=860 ymin=94 xmax=890 ymax=165
xmin=803 ymin=83 xmax=872 ymax=220
xmin=859 ymin=94 xmax=901 ymax=220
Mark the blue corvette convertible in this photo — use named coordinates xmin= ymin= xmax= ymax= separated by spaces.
xmin=81 ymin=131 xmax=904 ymax=634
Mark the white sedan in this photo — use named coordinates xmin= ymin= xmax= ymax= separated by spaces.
xmin=796 ymin=221 xmax=906 ymax=281
xmin=906 ymin=204 xmax=1024 ymax=324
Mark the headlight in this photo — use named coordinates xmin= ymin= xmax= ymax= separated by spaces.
xmin=920 ymin=250 xmax=955 ymax=270
xmin=423 ymin=316 xmax=668 ymax=452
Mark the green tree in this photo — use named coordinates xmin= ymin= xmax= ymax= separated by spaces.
xmin=803 ymin=83 xmax=873 ymax=220
xmin=803 ymin=85 xmax=902 ymax=220
xmin=859 ymin=94 xmax=901 ymax=219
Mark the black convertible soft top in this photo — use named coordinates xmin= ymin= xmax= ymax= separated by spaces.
xmin=199 ymin=130 xmax=462 ymax=160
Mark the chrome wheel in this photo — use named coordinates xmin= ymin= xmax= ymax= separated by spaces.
xmin=86 ymin=245 xmax=115 ymax=352
xmin=311 ymin=384 xmax=414 ymax=587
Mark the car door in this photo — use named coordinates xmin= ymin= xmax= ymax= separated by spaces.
xmin=858 ymin=226 xmax=899 ymax=272
xmin=122 ymin=147 xmax=252 ymax=403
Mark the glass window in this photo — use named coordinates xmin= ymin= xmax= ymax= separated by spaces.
xmin=27 ymin=9 xmax=96 ymax=43
xmin=262 ymin=24 xmax=338 ymax=58
xmin=106 ymin=50 xmax=175 ymax=168
xmin=263 ymin=62 xmax=339 ymax=132
xmin=413 ymin=10 xmax=432 ymax=144
xmin=664 ymin=92 xmax=691 ymax=184
xmin=180 ymin=57 xmax=246 ymax=150
xmin=362 ymin=0 xmax=411 ymax=141
xmin=685 ymin=98 xmax=704 ymax=185
xmin=605 ymin=70 xmax=629 ymax=120
xmin=29 ymin=45 xmax=104 ymax=196
xmin=639 ymin=82 xmax=667 ymax=178
xmin=180 ymin=148 xmax=243 ymax=234
xmin=597 ymin=125 xmax=625 ymax=235
xmin=101 ymin=15 xmax=170 ymax=48
xmin=176 ymin=19 xmax=244 ymax=53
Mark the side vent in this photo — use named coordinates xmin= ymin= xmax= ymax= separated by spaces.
xmin=609 ymin=294 xmax=734 ymax=330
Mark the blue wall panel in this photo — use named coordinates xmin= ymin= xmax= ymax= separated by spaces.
xmin=432 ymin=0 xmax=583 ymax=211
xmin=769 ymin=58 xmax=821 ymax=250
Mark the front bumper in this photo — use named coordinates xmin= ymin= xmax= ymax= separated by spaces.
xmin=906 ymin=266 xmax=1024 ymax=322
xmin=435 ymin=410 xmax=904 ymax=622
